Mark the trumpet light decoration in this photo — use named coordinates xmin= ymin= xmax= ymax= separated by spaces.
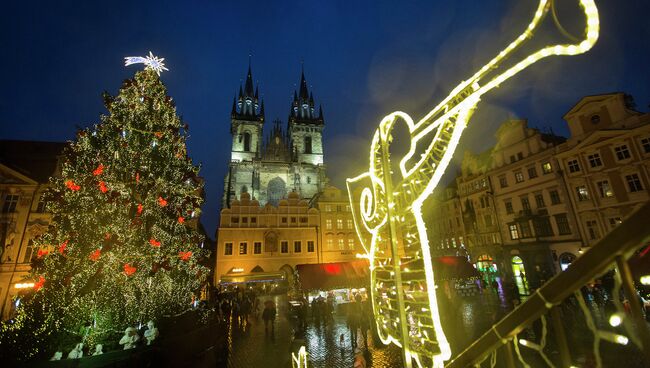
xmin=346 ymin=1 xmax=599 ymax=367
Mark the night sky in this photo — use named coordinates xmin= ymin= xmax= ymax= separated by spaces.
xmin=1 ymin=1 xmax=649 ymax=237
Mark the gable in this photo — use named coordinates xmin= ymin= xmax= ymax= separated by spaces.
xmin=0 ymin=163 xmax=38 ymax=185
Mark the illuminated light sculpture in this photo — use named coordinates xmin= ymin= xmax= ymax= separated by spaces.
xmin=124 ymin=51 xmax=169 ymax=75
xmin=346 ymin=1 xmax=599 ymax=367
xmin=291 ymin=346 xmax=308 ymax=368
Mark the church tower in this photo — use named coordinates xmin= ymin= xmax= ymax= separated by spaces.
xmin=288 ymin=68 xmax=324 ymax=166
xmin=230 ymin=62 xmax=264 ymax=162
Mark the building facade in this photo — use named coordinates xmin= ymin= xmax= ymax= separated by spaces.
xmin=223 ymin=65 xmax=327 ymax=208
xmin=315 ymin=185 xmax=361 ymax=264
xmin=0 ymin=141 xmax=64 ymax=320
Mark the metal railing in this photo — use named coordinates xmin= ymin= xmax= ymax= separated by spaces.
xmin=447 ymin=202 xmax=650 ymax=368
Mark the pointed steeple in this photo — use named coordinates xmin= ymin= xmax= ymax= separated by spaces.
xmin=288 ymin=65 xmax=322 ymax=123
xmin=232 ymin=57 xmax=263 ymax=121
xmin=318 ymin=105 xmax=323 ymax=119
xmin=244 ymin=63 xmax=255 ymax=97
xmin=231 ymin=97 xmax=237 ymax=116
xmin=299 ymin=69 xmax=309 ymax=100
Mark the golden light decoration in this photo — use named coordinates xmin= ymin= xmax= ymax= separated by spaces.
xmin=291 ymin=346 xmax=308 ymax=368
xmin=346 ymin=1 xmax=599 ymax=367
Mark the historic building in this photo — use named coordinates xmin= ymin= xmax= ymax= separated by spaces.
xmin=222 ymin=64 xmax=327 ymax=208
xmin=314 ymin=185 xmax=360 ymax=264
xmin=0 ymin=140 xmax=65 ymax=320
xmin=426 ymin=92 xmax=650 ymax=294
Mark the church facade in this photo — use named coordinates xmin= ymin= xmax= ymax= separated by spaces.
xmin=222 ymin=65 xmax=327 ymax=208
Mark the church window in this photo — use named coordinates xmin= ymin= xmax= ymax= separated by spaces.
xmin=304 ymin=136 xmax=312 ymax=154
xmin=327 ymin=239 xmax=333 ymax=249
xmin=243 ymin=132 xmax=251 ymax=152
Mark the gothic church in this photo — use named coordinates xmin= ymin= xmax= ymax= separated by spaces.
xmin=223 ymin=64 xmax=327 ymax=208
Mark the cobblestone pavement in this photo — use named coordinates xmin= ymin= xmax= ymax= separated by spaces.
xmin=222 ymin=291 xmax=512 ymax=368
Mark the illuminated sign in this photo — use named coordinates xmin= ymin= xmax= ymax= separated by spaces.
xmin=346 ymin=1 xmax=599 ymax=367
xmin=232 ymin=268 xmax=244 ymax=273
xmin=15 ymin=283 xmax=35 ymax=289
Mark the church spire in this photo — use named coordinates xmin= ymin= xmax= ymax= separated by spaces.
xmin=233 ymin=58 xmax=262 ymax=120
xmin=289 ymin=65 xmax=322 ymax=124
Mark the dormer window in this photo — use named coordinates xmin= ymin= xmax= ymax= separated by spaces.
xmin=590 ymin=114 xmax=600 ymax=124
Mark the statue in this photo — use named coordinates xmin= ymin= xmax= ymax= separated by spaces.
xmin=92 ymin=344 xmax=103 ymax=356
xmin=119 ymin=327 xmax=140 ymax=350
xmin=49 ymin=351 xmax=63 ymax=361
xmin=144 ymin=320 xmax=159 ymax=345
xmin=67 ymin=343 xmax=83 ymax=359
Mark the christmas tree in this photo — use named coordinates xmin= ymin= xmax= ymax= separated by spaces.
xmin=1 ymin=63 xmax=209 ymax=360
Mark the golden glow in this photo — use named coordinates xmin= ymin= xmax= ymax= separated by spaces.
xmin=346 ymin=1 xmax=599 ymax=367
xmin=640 ymin=274 xmax=650 ymax=285
xmin=232 ymin=268 xmax=244 ymax=273
xmin=599 ymin=331 xmax=629 ymax=345
xmin=14 ymin=283 xmax=35 ymax=289
xmin=291 ymin=346 xmax=308 ymax=368
xmin=608 ymin=313 xmax=623 ymax=327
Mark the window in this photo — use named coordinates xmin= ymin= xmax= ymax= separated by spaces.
xmin=307 ymin=241 xmax=315 ymax=252
xmin=510 ymin=155 xmax=516 ymax=164
xmin=224 ymin=242 xmax=233 ymax=255
xmin=337 ymin=205 xmax=342 ymax=212
xmin=527 ymin=167 xmax=538 ymax=179
xmin=232 ymin=216 xmax=239 ymax=224
xmin=509 ymin=224 xmax=520 ymax=240
xmin=345 ymin=205 xmax=351 ymax=212
xmin=517 ymin=152 xmax=524 ymax=160
xmin=338 ymin=238 xmax=345 ymax=250
xmin=534 ymin=217 xmax=554 ymax=237
xmin=36 ymin=198 xmax=47 ymax=213
xmin=325 ymin=205 xmax=332 ymax=212
xmin=243 ymin=132 xmax=251 ymax=152
xmin=254 ymin=242 xmax=262 ymax=254
xmin=519 ymin=221 xmax=533 ymax=238
xmin=337 ymin=219 xmax=343 ymax=229
xmin=499 ymin=175 xmax=508 ymax=188
xmin=550 ymin=190 xmax=561 ymax=205
xmin=294 ymin=241 xmax=302 ymax=253
xmin=535 ymin=194 xmax=545 ymax=208
xmin=484 ymin=214 xmax=493 ymax=227
xmin=641 ymin=137 xmax=650 ymax=154
xmin=307 ymin=176 xmax=311 ymax=184
xmin=521 ymin=197 xmax=531 ymax=211
xmin=586 ymin=220 xmax=600 ymax=240
xmin=576 ymin=186 xmax=589 ymax=201
xmin=300 ymin=217 xmax=308 ymax=223
xmin=591 ymin=114 xmax=600 ymax=124
xmin=555 ymin=214 xmax=571 ymax=235
xmin=281 ymin=241 xmax=289 ymax=253
xmin=281 ymin=217 xmax=287 ymax=224
xmin=251 ymin=217 xmax=257 ymax=224
xmin=325 ymin=219 xmax=332 ymax=229
xmin=291 ymin=217 xmax=296 ymax=224
xmin=514 ymin=171 xmax=524 ymax=183
xmin=3 ymin=194 xmax=19 ymax=213
xmin=326 ymin=239 xmax=333 ymax=250
xmin=505 ymin=201 xmax=514 ymax=214
xmin=542 ymin=162 xmax=552 ymax=174
xmin=614 ymin=145 xmax=631 ymax=161
xmin=596 ymin=180 xmax=614 ymax=198
xmin=567 ymin=159 xmax=580 ymax=173
xmin=347 ymin=219 xmax=353 ymax=229
xmin=625 ymin=174 xmax=644 ymax=192
xmin=304 ymin=136 xmax=312 ymax=154
xmin=239 ymin=242 xmax=247 ymax=255
xmin=608 ymin=217 xmax=622 ymax=228
xmin=587 ymin=153 xmax=602 ymax=168
xmin=348 ymin=238 xmax=355 ymax=249
xmin=242 ymin=217 xmax=248 ymax=224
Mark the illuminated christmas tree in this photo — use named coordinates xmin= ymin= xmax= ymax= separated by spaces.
xmin=1 ymin=65 xmax=208 ymax=360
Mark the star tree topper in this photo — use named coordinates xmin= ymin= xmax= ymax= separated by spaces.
xmin=124 ymin=51 xmax=169 ymax=75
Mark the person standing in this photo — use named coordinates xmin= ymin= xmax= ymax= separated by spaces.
xmin=262 ymin=301 xmax=277 ymax=334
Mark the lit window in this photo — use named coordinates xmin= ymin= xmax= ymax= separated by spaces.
xmin=338 ymin=238 xmax=345 ymax=250
xmin=509 ymin=224 xmax=519 ymax=240
xmin=608 ymin=217 xmax=622 ymax=228
xmin=626 ymin=174 xmax=644 ymax=192
xmin=239 ymin=242 xmax=247 ymax=255
xmin=336 ymin=219 xmax=343 ymax=229
xmin=326 ymin=239 xmax=333 ymax=250
xmin=348 ymin=238 xmax=355 ymax=249
xmin=587 ymin=153 xmax=602 ymax=168
xmin=614 ymin=145 xmax=631 ymax=161
xmin=576 ymin=186 xmax=589 ymax=201
xmin=347 ymin=219 xmax=353 ymax=229
xmin=224 ymin=242 xmax=233 ymax=255
xmin=325 ymin=205 xmax=332 ymax=212
xmin=567 ymin=159 xmax=580 ymax=173
xmin=542 ymin=162 xmax=552 ymax=174
xmin=514 ymin=171 xmax=524 ymax=183
xmin=596 ymin=180 xmax=614 ymax=198
xmin=326 ymin=219 xmax=332 ymax=230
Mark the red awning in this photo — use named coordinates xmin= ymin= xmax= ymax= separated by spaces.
xmin=296 ymin=260 xmax=370 ymax=291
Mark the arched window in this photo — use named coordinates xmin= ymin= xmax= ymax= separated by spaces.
xmin=243 ymin=132 xmax=251 ymax=152
xmin=304 ymin=136 xmax=312 ymax=154
xmin=267 ymin=177 xmax=286 ymax=207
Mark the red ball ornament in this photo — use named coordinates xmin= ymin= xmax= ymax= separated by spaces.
xmin=157 ymin=197 xmax=168 ymax=207
xmin=178 ymin=216 xmax=185 ymax=224
xmin=58 ymin=239 xmax=69 ymax=255
xmin=93 ymin=164 xmax=104 ymax=176
xmin=123 ymin=263 xmax=136 ymax=276
xmin=149 ymin=238 xmax=161 ymax=247
xmin=179 ymin=251 xmax=192 ymax=261
xmin=137 ymin=203 xmax=143 ymax=215
xmin=34 ymin=276 xmax=46 ymax=291
xmin=98 ymin=181 xmax=108 ymax=193
xmin=37 ymin=249 xmax=49 ymax=259
xmin=89 ymin=249 xmax=101 ymax=261
xmin=65 ymin=180 xmax=80 ymax=191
